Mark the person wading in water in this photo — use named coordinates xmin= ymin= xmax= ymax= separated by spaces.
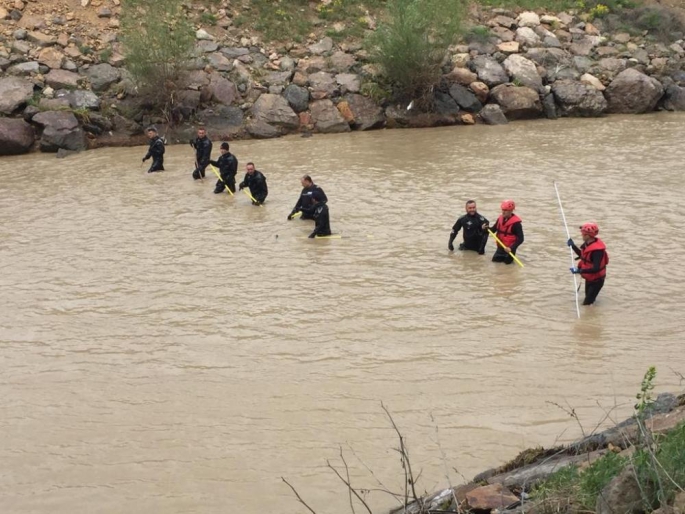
xmin=489 ymin=200 xmax=524 ymax=265
xmin=569 ymin=223 xmax=609 ymax=305
xmin=448 ymin=200 xmax=489 ymax=255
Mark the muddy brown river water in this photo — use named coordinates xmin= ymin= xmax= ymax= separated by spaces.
xmin=1 ymin=114 xmax=685 ymax=513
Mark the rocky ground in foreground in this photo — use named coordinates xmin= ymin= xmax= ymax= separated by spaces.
xmin=399 ymin=393 xmax=685 ymax=514
xmin=1 ymin=0 xmax=685 ymax=155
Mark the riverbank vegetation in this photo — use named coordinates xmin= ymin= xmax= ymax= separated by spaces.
xmin=281 ymin=367 xmax=685 ymax=514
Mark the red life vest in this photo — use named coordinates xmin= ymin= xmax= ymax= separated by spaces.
xmin=495 ymin=214 xmax=522 ymax=248
xmin=578 ymin=238 xmax=609 ymax=282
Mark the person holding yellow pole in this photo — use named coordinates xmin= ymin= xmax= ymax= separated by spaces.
xmin=488 ymin=200 xmax=524 ymax=265
xmin=238 ymin=162 xmax=268 ymax=206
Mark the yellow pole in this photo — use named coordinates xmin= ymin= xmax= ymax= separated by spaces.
xmin=291 ymin=211 xmax=302 ymax=219
xmin=242 ymin=187 xmax=262 ymax=206
xmin=487 ymin=229 xmax=524 ymax=268
xmin=209 ymin=165 xmax=234 ymax=196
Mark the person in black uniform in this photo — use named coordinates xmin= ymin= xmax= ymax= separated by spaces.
xmin=210 ymin=142 xmax=238 ymax=194
xmin=190 ymin=127 xmax=212 ymax=180
xmin=308 ymin=190 xmax=331 ymax=238
xmin=288 ymin=175 xmax=328 ymax=220
xmin=142 ymin=126 xmax=165 ymax=173
xmin=448 ymin=200 xmax=489 ymax=254
xmin=238 ymin=162 xmax=268 ymax=205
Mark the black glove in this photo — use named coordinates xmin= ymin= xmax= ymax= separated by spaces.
xmin=189 ymin=139 xmax=195 ymax=147
xmin=287 ymin=214 xmax=293 ymax=220
xmin=239 ymin=184 xmax=244 ymax=190
xmin=448 ymin=243 xmax=454 ymax=252
xmin=308 ymin=233 xmax=316 ymax=239
xmin=567 ymin=238 xmax=574 ymax=247
xmin=142 ymin=156 xmax=148 ymax=162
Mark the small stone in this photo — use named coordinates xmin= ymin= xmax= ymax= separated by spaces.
xmin=196 ymin=29 xmax=214 ymax=41
xmin=470 ymin=81 xmax=489 ymax=102
xmin=517 ymin=11 xmax=540 ymax=28
xmin=98 ymin=7 xmax=112 ymax=18
xmin=460 ymin=113 xmax=476 ymax=124
xmin=466 ymin=483 xmax=518 ymax=511
xmin=14 ymin=29 xmax=27 ymax=40
xmin=27 ymin=31 xmax=57 ymax=47
xmin=497 ymin=41 xmax=519 ymax=54
xmin=614 ymin=33 xmax=631 ymax=44
xmin=585 ymin=22 xmax=600 ymax=36
xmin=81 ymin=0 xmax=91 ymax=6
xmin=580 ymin=73 xmax=605 ymax=91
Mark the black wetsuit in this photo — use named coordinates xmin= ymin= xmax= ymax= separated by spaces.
xmin=309 ymin=203 xmax=331 ymax=238
xmin=210 ymin=152 xmax=238 ymax=193
xmin=571 ymin=241 xmax=607 ymax=305
xmin=239 ymin=170 xmax=268 ymax=204
xmin=290 ymin=185 xmax=327 ymax=220
xmin=190 ymin=136 xmax=212 ymax=180
xmin=143 ymin=136 xmax=165 ymax=172
xmin=449 ymin=212 xmax=489 ymax=254
xmin=491 ymin=217 xmax=524 ymax=264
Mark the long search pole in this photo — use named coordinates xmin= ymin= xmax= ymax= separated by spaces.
xmin=487 ymin=229 xmax=524 ymax=268
xmin=554 ymin=181 xmax=581 ymax=319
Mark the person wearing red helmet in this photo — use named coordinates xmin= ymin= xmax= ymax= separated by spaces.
xmin=489 ymin=200 xmax=524 ymax=264
xmin=568 ymin=223 xmax=609 ymax=305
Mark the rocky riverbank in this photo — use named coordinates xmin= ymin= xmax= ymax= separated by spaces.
xmin=398 ymin=392 xmax=685 ymax=514
xmin=1 ymin=0 xmax=685 ymax=155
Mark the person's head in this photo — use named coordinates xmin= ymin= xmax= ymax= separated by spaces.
xmin=301 ymin=174 xmax=313 ymax=188
xmin=220 ymin=142 xmax=229 ymax=155
xmin=197 ymin=127 xmax=207 ymax=138
xmin=500 ymin=199 xmax=515 ymax=218
xmin=580 ymin=222 xmax=599 ymax=243
xmin=146 ymin=126 xmax=158 ymax=139
xmin=246 ymin=162 xmax=255 ymax=174
xmin=465 ymin=199 xmax=477 ymax=215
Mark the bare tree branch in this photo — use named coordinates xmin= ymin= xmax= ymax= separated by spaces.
xmin=346 ymin=443 xmax=404 ymax=507
xmin=281 ymin=477 xmax=319 ymax=514
xmin=382 ymin=402 xmax=422 ymax=507
xmin=339 ymin=446 xmax=356 ymax=514
xmin=327 ymin=460 xmax=374 ymax=514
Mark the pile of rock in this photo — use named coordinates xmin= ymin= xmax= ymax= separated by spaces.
xmin=1 ymin=2 xmax=685 ymax=155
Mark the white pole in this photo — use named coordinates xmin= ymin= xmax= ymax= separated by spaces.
xmin=554 ymin=182 xmax=581 ymax=319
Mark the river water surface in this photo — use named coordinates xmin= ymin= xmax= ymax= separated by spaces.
xmin=1 ymin=114 xmax=685 ymax=514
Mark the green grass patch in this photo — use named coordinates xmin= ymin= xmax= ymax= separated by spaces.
xmin=200 ymin=12 xmax=218 ymax=25
xmin=532 ymin=452 xmax=627 ymax=512
xmin=634 ymin=421 xmax=685 ymax=510
xmin=247 ymin=0 xmax=312 ymax=42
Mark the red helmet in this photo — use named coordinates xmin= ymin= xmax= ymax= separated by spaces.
xmin=580 ymin=223 xmax=599 ymax=237
xmin=500 ymin=200 xmax=515 ymax=211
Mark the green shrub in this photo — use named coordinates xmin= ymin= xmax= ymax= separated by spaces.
xmin=120 ymin=0 xmax=195 ymax=115
xmin=464 ymin=25 xmax=492 ymax=43
xmin=200 ymin=12 xmax=218 ymax=25
xmin=366 ymin=0 xmax=465 ymax=103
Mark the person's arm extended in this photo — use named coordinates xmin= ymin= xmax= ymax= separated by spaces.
xmin=448 ymin=218 xmax=462 ymax=250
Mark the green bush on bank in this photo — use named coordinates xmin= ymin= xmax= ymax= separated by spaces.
xmin=120 ymin=0 xmax=195 ymax=114
xmin=366 ymin=0 xmax=465 ymax=103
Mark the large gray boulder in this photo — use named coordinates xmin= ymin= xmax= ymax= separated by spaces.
xmin=86 ymin=63 xmax=121 ymax=91
xmin=449 ymin=84 xmax=483 ymax=112
xmin=552 ymin=79 xmax=608 ymax=117
xmin=343 ymin=94 xmax=384 ymax=131
xmin=208 ymin=72 xmax=238 ymax=105
xmin=66 ymin=90 xmax=101 ymax=110
xmin=197 ymin=105 xmax=244 ymax=138
xmin=605 ymin=68 xmax=664 ymax=114
xmin=45 ymin=69 xmax=82 ymax=89
xmin=246 ymin=120 xmax=282 ymax=139
xmin=282 ymin=84 xmax=310 ymax=113
xmin=0 ymin=118 xmax=35 ymax=155
xmin=0 ymin=76 xmax=34 ymax=114
xmin=490 ymin=84 xmax=542 ymax=119
xmin=479 ymin=104 xmax=508 ymax=125
xmin=433 ymin=91 xmax=460 ymax=115
xmin=470 ymin=56 xmax=509 ymax=87
xmin=308 ymin=71 xmax=338 ymax=99
xmin=663 ymin=84 xmax=685 ymax=111
xmin=310 ymin=100 xmax=350 ymax=133
xmin=32 ymin=111 xmax=86 ymax=152
xmin=251 ymin=94 xmax=299 ymax=129
xmin=503 ymin=54 xmax=543 ymax=92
